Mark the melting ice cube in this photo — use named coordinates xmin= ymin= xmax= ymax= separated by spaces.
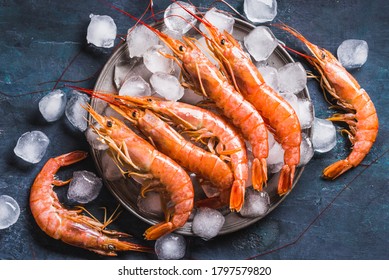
xmin=150 ymin=72 xmax=184 ymax=101
xmin=85 ymin=127 xmax=108 ymax=150
xmin=0 ymin=195 xmax=20 ymax=229
xmin=244 ymin=26 xmax=278 ymax=61
xmin=137 ymin=192 xmax=164 ymax=218
xmin=278 ymin=62 xmax=307 ymax=95
xmin=86 ymin=14 xmax=117 ymax=48
xmin=101 ymin=151 xmax=123 ymax=181
xmin=239 ymin=188 xmax=270 ymax=218
xmin=244 ymin=0 xmax=278 ymax=23
xmin=299 ymin=134 xmax=314 ymax=166
xmin=312 ymin=117 xmax=337 ymax=153
xmin=39 ymin=89 xmax=67 ymax=122
xmin=65 ymin=90 xmax=90 ymax=132
xmin=155 ymin=233 xmax=186 ymax=260
xmin=192 ymin=207 xmax=225 ymax=240
xmin=143 ymin=45 xmax=174 ymax=74
xmin=67 ymin=171 xmax=103 ymax=204
xmin=257 ymin=65 xmax=279 ymax=92
xmin=127 ymin=25 xmax=159 ymax=58
xmin=199 ymin=7 xmax=235 ymax=35
xmin=164 ymin=1 xmax=197 ymax=34
xmin=14 ymin=130 xmax=50 ymax=164
xmin=119 ymin=75 xmax=152 ymax=97
xmin=337 ymin=39 xmax=368 ymax=69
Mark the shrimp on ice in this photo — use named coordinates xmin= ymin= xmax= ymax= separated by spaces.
xmin=83 ymin=91 xmax=248 ymax=211
xmin=30 ymin=151 xmax=152 ymax=256
xmin=86 ymin=106 xmax=194 ymax=240
xmin=183 ymin=7 xmax=302 ymax=195
xmin=278 ymin=24 xmax=379 ymax=179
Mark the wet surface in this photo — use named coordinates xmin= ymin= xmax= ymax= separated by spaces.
xmin=0 ymin=0 xmax=388 ymax=259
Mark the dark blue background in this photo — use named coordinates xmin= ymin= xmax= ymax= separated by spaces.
xmin=0 ymin=0 xmax=388 ymax=259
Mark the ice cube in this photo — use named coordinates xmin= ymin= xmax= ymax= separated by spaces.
xmin=85 ymin=127 xmax=108 ymax=150
xmin=14 ymin=131 xmax=50 ymax=164
xmin=244 ymin=26 xmax=278 ymax=61
xmin=119 ymin=75 xmax=152 ymax=97
xmin=195 ymin=37 xmax=219 ymax=66
xmin=278 ymin=62 xmax=307 ymax=95
xmin=164 ymin=1 xmax=197 ymax=34
xmin=299 ymin=134 xmax=314 ymax=166
xmin=312 ymin=117 xmax=337 ymax=153
xmin=39 ymin=89 xmax=67 ymax=122
xmin=65 ymin=90 xmax=90 ymax=132
xmin=67 ymin=171 xmax=103 ymax=204
xmin=150 ymin=72 xmax=184 ymax=101
xmin=244 ymin=0 xmax=278 ymax=23
xmin=101 ymin=151 xmax=123 ymax=181
xmin=0 ymin=195 xmax=20 ymax=229
xmin=86 ymin=14 xmax=117 ymax=48
xmin=239 ymin=188 xmax=270 ymax=218
xmin=143 ymin=45 xmax=174 ymax=74
xmin=104 ymin=105 xmax=126 ymax=122
xmin=192 ymin=207 xmax=225 ymax=240
xmin=179 ymin=88 xmax=204 ymax=105
xmin=282 ymin=94 xmax=314 ymax=129
xmin=199 ymin=7 xmax=235 ymax=35
xmin=266 ymin=140 xmax=284 ymax=166
xmin=257 ymin=65 xmax=279 ymax=92
xmin=155 ymin=233 xmax=186 ymax=260
xmin=337 ymin=39 xmax=368 ymax=69
xmin=127 ymin=25 xmax=160 ymax=58
xmin=137 ymin=192 xmax=164 ymax=218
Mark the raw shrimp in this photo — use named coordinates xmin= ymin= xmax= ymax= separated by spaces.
xmin=278 ymin=24 xmax=379 ymax=179
xmin=30 ymin=151 xmax=152 ymax=256
xmin=106 ymin=7 xmax=268 ymax=196
xmin=81 ymin=90 xmax=248 ymax=211
xmin=109 ymin=105 xmax=234 ymax=207
xmin=184 ymin=7 xmax=301 ymax=195
xmin=87 ymin=106 xmax=194 ymax=240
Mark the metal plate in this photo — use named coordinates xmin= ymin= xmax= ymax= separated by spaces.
xmin=90 ymin=18 xmax=312 ymax=236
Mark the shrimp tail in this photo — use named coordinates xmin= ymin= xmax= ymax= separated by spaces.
xmin=278 ymin=165 xmax=295 ymax=195
xmin=144 ymin=222 xmax=174 ymax=240
xmin=229 ymin=180 xmax=246 ymax=212
xmin=322 ymin=159 xmax=353 ymax=180
xmin=252 ymin=158 xmax=268 ymax=192
xmin=55 ymin=151 xmax=88 ymax=167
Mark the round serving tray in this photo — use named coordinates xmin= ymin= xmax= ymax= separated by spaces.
xmin=89 ymin=18 xmax=312 ymax=236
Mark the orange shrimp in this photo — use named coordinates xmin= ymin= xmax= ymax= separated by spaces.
xmin=185 ymin=8 xmax=301 ymax=195
xmin=108 ymin=3 xmax=268 ymax=197
xmin=84 ymin=91 xmax=248 ymax=211
xmin=86 ymin=106 xmax=194 ymax=240
xmin=30 ymin=151 xmax=152 ymax=256
xmin=108 ymin=105 xmax=234 ymax=205
xmin=278 ymin=24 xmax=379 ymax=179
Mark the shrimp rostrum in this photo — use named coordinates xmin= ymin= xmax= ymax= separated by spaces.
xmin=86 ymin=106 xmax=194 ymax=240
xmin=30 ymin=151 xmax=152 ymax=256
xmin=278 ymin=24 xmax=379 ymax=179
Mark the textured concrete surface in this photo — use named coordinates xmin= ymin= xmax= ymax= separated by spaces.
xmin=0 ymin=0 xmax=388 ymax=259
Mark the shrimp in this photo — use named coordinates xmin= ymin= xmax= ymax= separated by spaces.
xmin=107 ymin=7 xmax=267 ymax=194
xmin=107 ymin=104 xmax=234 ymax=207
xmin=278 ymin=24 xmax=379 ymax=179
xmin=30 ymin=151 xmax=152 ymax=256
xmin=84 ymin=90 xmax=248 ymax=211
xmin=86 ymin=106 xmax=194 ymax=240
xmin=182 ymin=7 xmax=302 ymax=195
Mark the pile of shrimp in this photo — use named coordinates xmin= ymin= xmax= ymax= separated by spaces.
xmin=80 ymin=1 xmax=306 ymax=241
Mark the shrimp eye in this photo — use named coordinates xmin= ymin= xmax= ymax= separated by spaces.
xmin=132 ymin=110 xmax=139 ymax=118
xmin=179 ymin=45 xmax=184 ymax=52
xmin=106 ymin=120 xmax=112 ymax=127
xmin=108 ymin=244 xmax=115 ymax=250
xmin=221 ymin=38 xmax=225 ymax=45
xmin=147 ymin=98 xmax=152 ymax=102
xmin=321 ymin=52 xmax=326 ymax=59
